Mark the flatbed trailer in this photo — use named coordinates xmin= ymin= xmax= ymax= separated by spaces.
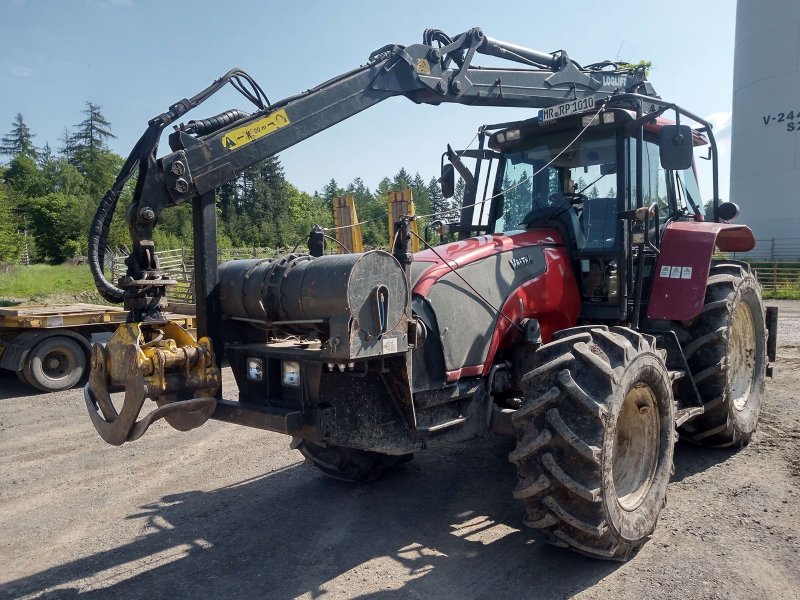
xmin=0 ymin=303 xmax=195 ymax=392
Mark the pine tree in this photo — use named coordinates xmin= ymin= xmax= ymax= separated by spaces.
xmin=37 ymin=142 xmax=54 ymax=168
xmin=392 ymin=167 xmax=411 ymax=191
xmin=321 ymin=179 xmax=344 ymax=209
xmin=1 ymin=113 xmax=37 ymax=160
xmin=67 ymin=103 xmax=121 ymax=200
xmin=410 ymin=172 xmax=431 ymax=217
xmin=70 ymin=102 xmax=116 ymax=173
xmin=427 ymin=176 xmax=445 ymax=216
xmin=58 ymin=126 xmax=76 ymax=162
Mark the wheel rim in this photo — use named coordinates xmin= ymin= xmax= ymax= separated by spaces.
xmin=729 ymin=301 xmax=757 ymax=411
xmin=41 ymin=349 xmax=76 ymax=381
xmin=613 ymin=383 xmax=660 ymax=511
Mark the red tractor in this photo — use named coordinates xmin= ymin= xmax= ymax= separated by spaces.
xmin=84 ymin=28 xmax=776 ymax=560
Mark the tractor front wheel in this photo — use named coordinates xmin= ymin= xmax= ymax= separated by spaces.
xmin=293 ymin=438 xmax=413 ymax=483
xmin=511 ymin=326 xmax=675 ymax=560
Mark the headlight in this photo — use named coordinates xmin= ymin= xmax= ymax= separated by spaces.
xmin=282 ymin=360 xmax=301 ymax=387
xmin=247 ymin=358 xmax=263 ymax=381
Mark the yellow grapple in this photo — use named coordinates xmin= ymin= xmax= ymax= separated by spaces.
xmin=84 ymin=321 xmax=220 ymax=445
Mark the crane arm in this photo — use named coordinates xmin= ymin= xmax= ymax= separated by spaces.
xmin=89 ymin=27 xmax=656 ymax=320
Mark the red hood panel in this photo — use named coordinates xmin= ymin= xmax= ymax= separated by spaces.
xmin=412 ymin=229 xmax=563 ymax=297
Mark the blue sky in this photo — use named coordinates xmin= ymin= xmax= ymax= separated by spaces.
xmin=0 ymin=0 xmax=736 ymax=198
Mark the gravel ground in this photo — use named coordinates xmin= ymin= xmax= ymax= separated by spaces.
xmin=1 ymin=301 xmax=799 ymax=599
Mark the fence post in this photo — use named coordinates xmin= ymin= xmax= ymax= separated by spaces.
xmin=773 ymin=259 xmax=778 ymax=292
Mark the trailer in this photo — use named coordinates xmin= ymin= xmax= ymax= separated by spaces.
xmin=0 ymin=303 xmax=195 ymax=392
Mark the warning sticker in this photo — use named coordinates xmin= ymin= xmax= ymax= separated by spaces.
xmin=382 ymin=338 xmax=398 ymax=354
xmin=660 ymin=265 xmax=671 ymax=278
xmin=670 ymin=266 xmax=682 ymax=278
xmin=681 ymin=266 xmax=693 ymax=279
xmin=221 ymin=108 xmax=290 ymax=150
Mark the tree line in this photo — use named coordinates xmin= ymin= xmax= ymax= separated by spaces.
xmin=0 ymin=109 xmax=459 ymax=265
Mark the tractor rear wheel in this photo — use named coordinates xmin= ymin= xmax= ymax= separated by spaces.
xmin=676 ymin=261 xmax=767 ymax=447
xmin=511 ymin=326 xmax=675 ymax=560
xmin=293 ymin=438 xmax=413 ymax=483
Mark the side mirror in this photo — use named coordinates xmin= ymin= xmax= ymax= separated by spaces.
xmin=717 ymin=201 xmax=740 ymax=222
xmin=440 ymin=163 xmax=455 ymax=199
xmin=659 ymin=125 xmax=694 ymax=170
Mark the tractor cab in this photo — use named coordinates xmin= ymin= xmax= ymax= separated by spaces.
xmin=441 ymin=99 xmax=710 ymax=324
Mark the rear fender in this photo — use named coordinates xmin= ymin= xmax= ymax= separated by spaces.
xmin=647 ymin=222 xmax=756 ymax=321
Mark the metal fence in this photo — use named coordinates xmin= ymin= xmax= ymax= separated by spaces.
xmin=105 ymin=237 xmax=800 ymax=302
xmin=730 ymin=238 xmax=800 ymax=293
xmin=107 ymin=247 xmax=291 ymax=304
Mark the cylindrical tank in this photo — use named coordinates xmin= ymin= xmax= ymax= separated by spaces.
xmin=218 ymin=251 xmax=409 ymax=337
xmin=730 ymin=0 xmax=800 ymax=241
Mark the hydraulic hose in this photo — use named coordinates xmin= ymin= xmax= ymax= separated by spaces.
xmin=185 ymin=109 xmax=250 ymax=136
xmin=87 ymin=68 xmax=270 ymax=304
xmin=88 ymin=189 xmax=125 ymax=302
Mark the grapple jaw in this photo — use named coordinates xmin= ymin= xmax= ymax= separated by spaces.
xmin=84 ymin=322 xmax=220 ymax=445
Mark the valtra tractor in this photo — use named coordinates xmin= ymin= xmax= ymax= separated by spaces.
xmin=83 ymin=28 xmax=776 ymax=560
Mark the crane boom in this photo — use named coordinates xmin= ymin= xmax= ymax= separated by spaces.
xmin=88 ymin=27 xmax=657 ymax=323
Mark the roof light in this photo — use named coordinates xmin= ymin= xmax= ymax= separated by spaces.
xmin=506 ymin=129 xmax=521 ymax=141
xmin=496 ymin=132 xmax=506 ymax=143
xmin=602 ymin=112 xmax=616 ymax=124
xmin=581 ymin=115 xmax=599 ymax=128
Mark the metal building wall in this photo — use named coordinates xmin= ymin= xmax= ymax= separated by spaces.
xmin=731 ymin=0 xmax=800 ymax=241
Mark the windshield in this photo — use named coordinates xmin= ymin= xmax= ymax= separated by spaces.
xmin=495 ymin=131 xmax=617 ymax=233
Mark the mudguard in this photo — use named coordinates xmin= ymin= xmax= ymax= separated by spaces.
xmin=647 ymin=221 xmax=756 ymax=321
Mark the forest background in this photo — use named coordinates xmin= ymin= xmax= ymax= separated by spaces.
xmin=0 ymin=107 xmax=460 ymax=266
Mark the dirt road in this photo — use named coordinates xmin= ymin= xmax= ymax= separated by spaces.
xmin=1 ymin=302 xmax=799 ymax=599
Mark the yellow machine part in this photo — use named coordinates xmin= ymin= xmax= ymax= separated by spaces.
xmin=387 ymin=189 xmax=420 ymax=252
xmin=84 ymin=321 xmax=220 ymax=445
xmin=332 ymin=195 xmax=364 ymax=253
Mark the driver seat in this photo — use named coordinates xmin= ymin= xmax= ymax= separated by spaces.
xmin=522 ymin=204 xmax=585 ymax=250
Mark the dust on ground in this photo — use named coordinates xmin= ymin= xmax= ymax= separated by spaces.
xmin=1 ymin=302 xmax=798 ymax=599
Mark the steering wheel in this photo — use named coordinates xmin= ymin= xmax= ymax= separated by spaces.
xmin=563 ymin=192 xmax=588 ymax=205
xmin=549 ymin=192 xmax=587 ymax=206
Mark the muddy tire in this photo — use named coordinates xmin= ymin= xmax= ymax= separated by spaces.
xmin=510 ymin=326 xmax=675 ymax=560
xmin=23 ymin=336 xmax=87 ymax=392
xmin=676 ymin=261 xmax=767 ymax=448
xmin=293 ymin=439 xmax=413 ymax=483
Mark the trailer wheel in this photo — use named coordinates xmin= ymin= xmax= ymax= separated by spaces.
xmin=23 ymin=336 xmax=87 ymax=392
xmin=511 ymin=326 xmax=675 ymax=561
xmin=676 ymin=261 xmax=767 ymax=447
xmin=293 ymin=439 xmax=413 ymax=483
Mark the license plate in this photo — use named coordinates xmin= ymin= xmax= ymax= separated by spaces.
xmin=538 ymin=97 xmax=595 ymax=123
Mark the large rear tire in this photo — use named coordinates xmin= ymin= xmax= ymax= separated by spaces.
xmin=293 ymin=438 xmax=413 ymax=483
xmin=23 ymin=336 xmax=86 ymax=392
xmin=511 ymin=326 xmax=675 ymax=560
xmin=676 ymin=261 xmax=767 ymax=447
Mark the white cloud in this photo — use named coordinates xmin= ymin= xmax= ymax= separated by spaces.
xmin=705 ymin=111 xmax=732 ymax=140
xmin=697 ymin=111 xmax=732 ymax=201
xmin=11 ymin=65 xmax=33 ymax=78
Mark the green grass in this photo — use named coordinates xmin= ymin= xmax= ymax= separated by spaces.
xmin=764 ymin=288 xmax=800 ymax=300
xmin=0 ymin=263 xmax=97 ymax=303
